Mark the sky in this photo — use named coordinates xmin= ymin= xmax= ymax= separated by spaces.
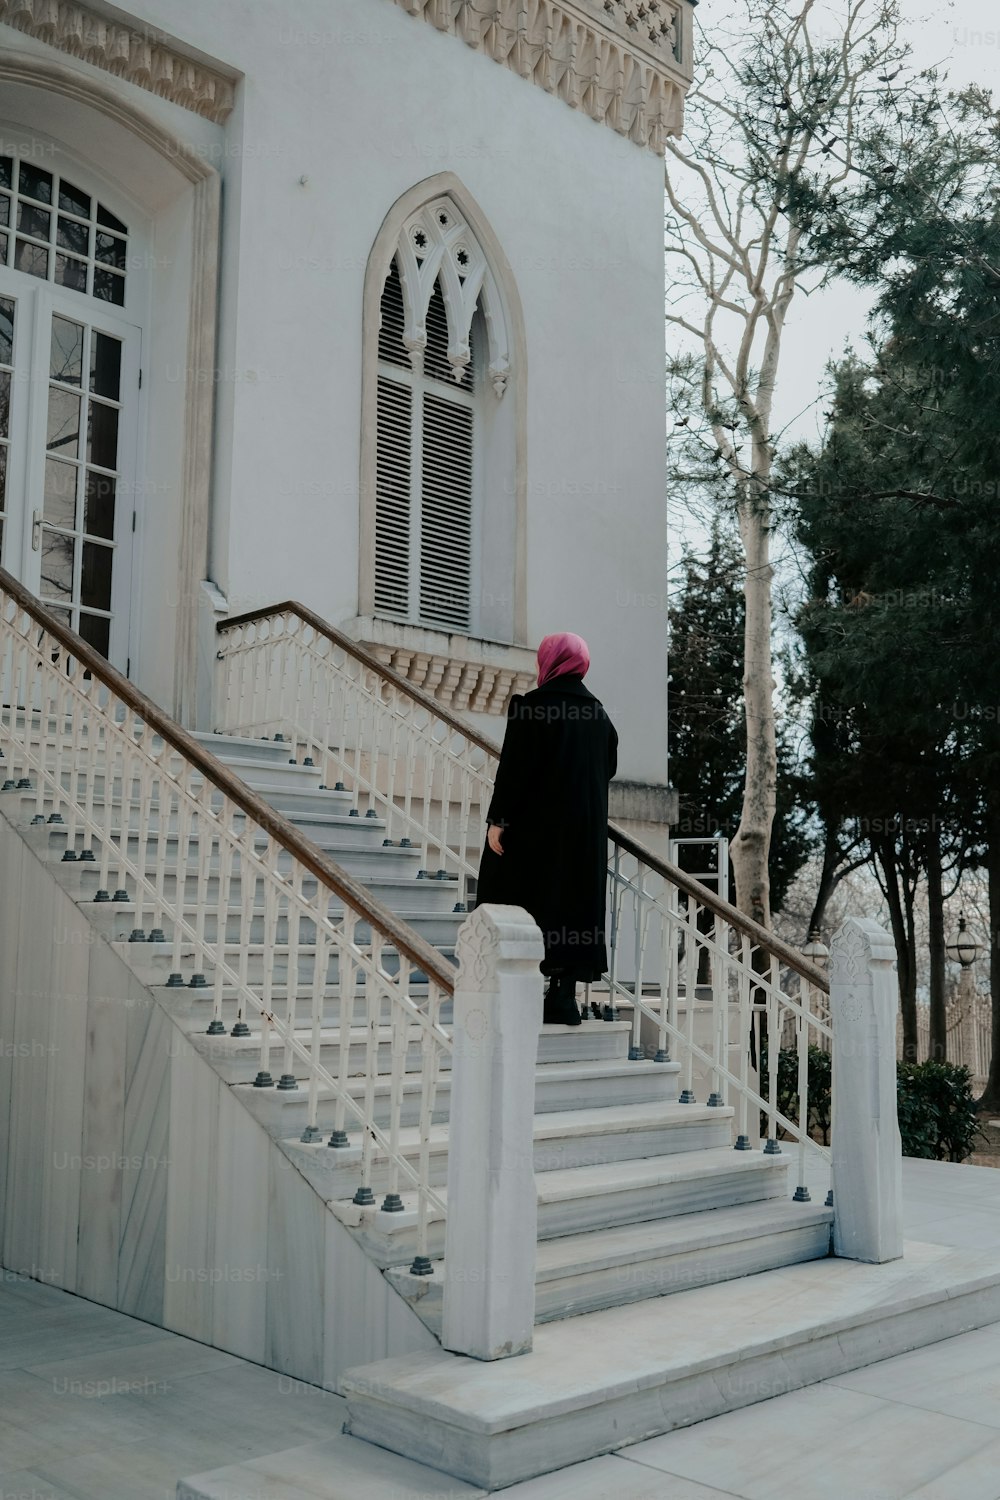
xmin=769 ymin=0 xmax=1000 ymax=449
xmin=672 ymin=0 xmax=1000 ymax=549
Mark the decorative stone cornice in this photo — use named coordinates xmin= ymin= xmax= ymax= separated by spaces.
xmin=0 ymin=0 xmax=237 ymax=122
xmin=389 ymin=0 xmax=694 ymax=152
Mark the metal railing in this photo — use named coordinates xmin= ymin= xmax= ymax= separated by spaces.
xmin=0 ymin=569 xmax=452 ymax=1273
xmin=216 ymin=603 xmax=833 ymax=1198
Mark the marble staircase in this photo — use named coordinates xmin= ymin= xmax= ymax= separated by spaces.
xmin=2 ymin=727 xmax=836 ymax=1345
xmin=9 ymin=712 xmax=1000 ymax=1497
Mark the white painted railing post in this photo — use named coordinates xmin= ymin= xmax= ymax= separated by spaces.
xmin=442 ymin=903 xmax=544 ymax=1361
xmin=830 ymin=917 xmax=903 ymax=1263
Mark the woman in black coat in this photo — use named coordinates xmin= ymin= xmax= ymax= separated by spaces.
xmin=475 ymin=632 xmax=618 ymax=1025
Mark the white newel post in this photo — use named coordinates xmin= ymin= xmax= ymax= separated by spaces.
xmin=441 ymin=903 xmax=544 ymax=1360
xmin=830 ymin=916 xmax=904 ymax=1263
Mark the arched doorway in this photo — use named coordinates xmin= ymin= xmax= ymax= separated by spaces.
xmin=1 ymin=150 xmax=141 ymax=668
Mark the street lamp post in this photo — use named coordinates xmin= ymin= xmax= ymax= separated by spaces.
xmin=946 ymin=914 xmax=983 ymax=1081
xmin=802 ymin=927 xmax=830 ymax=972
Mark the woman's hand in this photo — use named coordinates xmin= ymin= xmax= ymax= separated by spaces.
xmin=487 ymin=823 xmax=504 ymax=856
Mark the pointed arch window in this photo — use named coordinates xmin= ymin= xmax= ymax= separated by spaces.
xmin=372 ymin=197 xmax=510 ymax=636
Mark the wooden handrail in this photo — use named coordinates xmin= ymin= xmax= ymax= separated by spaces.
xmin=218 ymin=601 xmax=830 ymax=995
xmin=0 ymin=569 xmax=456 ymax=993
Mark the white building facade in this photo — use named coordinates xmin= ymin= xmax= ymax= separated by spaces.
xmin=0 ymin=0 xmax=692 ymax=809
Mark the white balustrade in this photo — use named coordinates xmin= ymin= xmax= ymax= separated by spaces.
xmin=214 ymin=601 xmax=836 ymax=1208
xmin=605 ymin=840 xmax=833 ymax=1199
xmin=0 ymin=574 xmax=452 ymax=1275
xmin=215 ymin=607 xmax=497 ymax=891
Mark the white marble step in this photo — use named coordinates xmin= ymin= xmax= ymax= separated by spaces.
xmin=154 ymin=974 xmax=449 ymax=1011
xmin=96 ymin=904 xmax=464 ymax=950
xmin=280 ymin=1099 xmax=733 ymax=1201
xmin=3 ymin=749 xmax=326 ymax=795
xmin=242 ymin=781 xmax=371 ymax=816
xmin=237 ymin=1056 xmax=681 ymax=1137
xmin=339 ymin=1241 xmax=1000 ymax=1490
xmin=178 ymin=1017 xmax=631 ymax=1083
xmin=529 ymin=1147 xmax=788 ymax=1232
xmin=42 ymin=826 xmax=427 ymax=883
xmin=198 ymin=754 xmax=325 ymax=790
xmin=1 ymin=777 xmax=359 ymax=823
xmin=191 ymin=730 xmax=300 ymax=764
xmin=333 ymin=1146 xmax=786 ymax=1265
xmin=114 ymin=939 xmax=458 ymax=988
xmin=48 ymin=806 xmax=385 ymax=847
xmin=388 ymin=1198 xmax=834 ymax=1333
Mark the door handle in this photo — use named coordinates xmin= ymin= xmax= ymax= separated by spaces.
xmin=31 ymin=510 xmax=42 ymax=551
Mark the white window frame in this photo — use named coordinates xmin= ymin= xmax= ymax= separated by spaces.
xmin=375 ymin=285 xmax=483 ymax=634
xmin=358 ymin=176 xmax=528 ymax=649
xmin=22 ymin=284 xmax=141 ymax=670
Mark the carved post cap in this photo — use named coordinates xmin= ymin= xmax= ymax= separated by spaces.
xmin=830 ymin=915 xmax=898 ymax=975
xmin=456 ymin=903 xmax=546 ymax=982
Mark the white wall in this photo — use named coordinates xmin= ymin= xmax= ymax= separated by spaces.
xmin=0 ymin=807 xmax=437 ymax=1385
xmin=4 ymin=0 xmax=671 ymax=784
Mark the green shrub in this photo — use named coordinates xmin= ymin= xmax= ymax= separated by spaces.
xmin=760 ymin=1046 xmax=986 ymax=1163
xmin=760 ymin=1041 xmax=832 ymax=1145
xmin=896 ymin=1060 xmax=987 ymax=1164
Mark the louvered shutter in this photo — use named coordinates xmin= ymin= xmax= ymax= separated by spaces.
xmin=373 ymin=261 xmax=477 ymax=631
xmin=420 ymin=392 xmax=473 ymax=630
xmin=374 ymin=375 xmax=412 ymax=619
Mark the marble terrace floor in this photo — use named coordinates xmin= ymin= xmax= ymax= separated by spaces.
xmin=0 ymin=1155 xmax=998 ymax=1500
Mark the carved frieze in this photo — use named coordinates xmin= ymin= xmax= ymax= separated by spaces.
xmin=0 ymin=0 xmax=692 ymax=147
xmin=0 ymin=0 xmax=237 ymax=122
xmin=390 ymin=0 xmax=693 ymax=151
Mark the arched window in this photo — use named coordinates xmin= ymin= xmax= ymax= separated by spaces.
xmin=0 ymin=155 xmax=128 ymax=304
xmin=0 ymin=152 xmax=138 ymax=667
xmin=375 ymin=257 xmax=483 ymax=632
xmin=368 ymin=193 xmax=518 ymax=640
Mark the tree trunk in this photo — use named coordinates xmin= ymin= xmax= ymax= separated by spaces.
xmin=979 ymin=788 xmax=1000 ymax=1109
xmin=807 ymin=817 xmax=842 ymax=936
xmin=903 ymin=871 xmax=919 ymax=1059
xmin=927 ymin=822 xmax=947 ymax=1062
xmin=731 ymin=495 xmax=776 ymax=928
xmin=876 ymin=833 xmax=917 ymax=1061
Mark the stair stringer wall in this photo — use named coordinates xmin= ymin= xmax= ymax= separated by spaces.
xmin=0 ymin=808 xmax=438 ymax=1387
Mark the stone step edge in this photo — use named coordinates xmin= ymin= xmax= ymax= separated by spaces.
xmin=182 ymin=1018 xmax=630 ymax=1048
xmin=329 ymin=1145 xmax=788 ymax=1232
xmin=281 ymin=1100 xmax=735 ymax=1162
xmin=338 ymin=1241 xmax=1000 ymax=1489
xmin=386 ymin=1197 xmax=834 ymax=1293
xmin=234 ymin=1056 xmax=682 ymax=1108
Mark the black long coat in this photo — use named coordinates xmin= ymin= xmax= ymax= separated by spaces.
xmin=475 ymin=674 xmax=618 ymax=981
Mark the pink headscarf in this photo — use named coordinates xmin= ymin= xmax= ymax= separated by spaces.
xmin=536 ymin=632 xmax=590 ymax=687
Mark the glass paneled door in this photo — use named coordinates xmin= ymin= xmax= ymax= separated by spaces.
xmin=0 ymin=283 xmax=140 ymax=672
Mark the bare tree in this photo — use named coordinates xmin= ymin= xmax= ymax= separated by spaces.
xmin=665 ymin=0 xmax=905 ymax=927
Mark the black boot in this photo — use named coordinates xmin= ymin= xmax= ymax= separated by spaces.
xmin=543 ymin=974 xmax=581 ymax=1027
